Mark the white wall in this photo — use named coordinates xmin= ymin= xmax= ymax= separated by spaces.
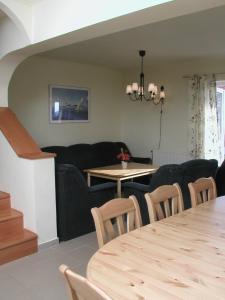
xmin=32 ymin=0 xmax=173 ymax=43
xmin=33 ymin=158 xmax=57 ymax=244
xmin=9 ymin=56 xmax=123 ymax=147
xmin=9 ymin=56 xmax=225 ymax=161
xmin=0 ymin=0 xmax=32 ymax=44
xmin=121 ymin=58 xmax=225 ymax=160
xmin=0 ymin=131 xmax=57 ymax=245
xmin=0 ymin=16 xmax=29 ymax=58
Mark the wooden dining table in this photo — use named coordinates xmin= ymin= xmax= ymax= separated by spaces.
xmin=87 ymin=196 xmax=225 ymax=300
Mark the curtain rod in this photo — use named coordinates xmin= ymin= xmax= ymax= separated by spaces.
xmin=183 ymin=72 xmax=225 ymax=79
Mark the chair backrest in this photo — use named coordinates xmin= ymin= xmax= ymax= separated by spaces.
xmin=145 ymin=183 xmax=184 ymax=223
xmin=188 ymin=177 xmax=217 ymax=207
xmin=91 ymin=196 xmax=142 ymax=248
xmin=59 ymin=264 xmax=112 ymax=300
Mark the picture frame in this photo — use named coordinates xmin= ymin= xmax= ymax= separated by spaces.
xmin=49 ymin=85 xmax=90 ymax=123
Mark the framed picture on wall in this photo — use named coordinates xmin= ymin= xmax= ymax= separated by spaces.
xmin=49 ymin=85 xmax=90 ymax=123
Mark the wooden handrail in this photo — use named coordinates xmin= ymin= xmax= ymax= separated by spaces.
xmin=0 ymin=108 xmax=55 ymax=160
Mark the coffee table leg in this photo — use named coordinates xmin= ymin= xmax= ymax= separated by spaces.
xmin=117 ymin=180 xmax=121 ymax=198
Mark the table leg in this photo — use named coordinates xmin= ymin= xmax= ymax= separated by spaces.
xmin=117 ymin=180 xmax=121 ymax=198
xmin=87 ymin=173 xmax=91 ymax=187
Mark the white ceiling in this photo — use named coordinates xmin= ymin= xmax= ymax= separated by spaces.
xmin=39 ymin=5 xmax=225 ymax=69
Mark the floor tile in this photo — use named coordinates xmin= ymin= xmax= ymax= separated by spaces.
xmin=0 ymin=232 xmax=98 ymax=300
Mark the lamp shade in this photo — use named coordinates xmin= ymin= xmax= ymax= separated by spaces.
xmin=148 ymin=83 xmax=155 ymax=92
xmin=160 ymin=91 xmax=165 ymax=99
xmin=153 ymin=85 xmax=158 ymax=95
xmin=132 ymin=82 xmax=138 ymax=91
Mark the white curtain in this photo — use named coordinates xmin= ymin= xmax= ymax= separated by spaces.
xmin=188 ymin=74 xmax=223 ymax=164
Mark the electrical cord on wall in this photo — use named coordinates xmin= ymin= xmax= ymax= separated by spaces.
xmin=157 ymin=101 xmax=163 ymax=150
xmin=150 ymin=101 xmax=164 ymax=164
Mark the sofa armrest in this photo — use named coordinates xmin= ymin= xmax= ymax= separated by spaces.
xmin=131 ymin=157 xmax=152 ymax=164
xmin=55 ymin=163 xmax=95 ymax=240
xmin=88 ymin=182 xmax=117 ymax=208
xmin=55 ymin=164 xmax=88 ymax=193
xmin=89 ymin=182 xmax=116 ymax=193
xmin=122 ymin=182 xmax=151 ymax=192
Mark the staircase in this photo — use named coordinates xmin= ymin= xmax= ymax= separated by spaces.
xmin=0 ymin=191 xmax=38 ymax=265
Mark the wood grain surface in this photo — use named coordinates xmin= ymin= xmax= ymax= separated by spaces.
xmin=85 ymin=163 xmax=157 ymax=178
xmin=88 ymin=196 xmax=225 ymax=300
xmin=85 ymin=163 xmax=158 ymax=197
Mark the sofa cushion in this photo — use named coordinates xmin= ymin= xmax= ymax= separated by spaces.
xmin=92 ymin=142 xmax=119 ymax=167
xmin=67 ymin=144 xmax=98 ymax=170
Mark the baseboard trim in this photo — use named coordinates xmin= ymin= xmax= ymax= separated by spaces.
xmin=38 ymin=238 xmax=59 ymax=249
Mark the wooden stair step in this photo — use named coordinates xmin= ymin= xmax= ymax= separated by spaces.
xmin=0 ymin=191 xmax=10 ymax=211
xmin=0 ymin=229 xmax=38 ymax=265
xmin=0 ymin=190 xmax=38 ymax=265
xmin=0 ymin=229 xmax=37 ymax=250
xmin=0 ymin=208 xmax=22 ymax=221
xmin=0 ymin=209 xmax=24 ymax=239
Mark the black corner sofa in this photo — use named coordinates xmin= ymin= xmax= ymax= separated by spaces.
xmin=123 ymin=159 xmax=218 ymax=225
xmin=216 ymin=159 xmax=225 ymax=197
xmin=42 ymin=141 xmax=151 ymax=241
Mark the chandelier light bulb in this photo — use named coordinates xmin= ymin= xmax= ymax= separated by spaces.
xmin=160 ymin=90 xmax=165 ymax=99
xmin=153 ymin=85 xmax=158 ymax=95
xmin=126 ymin=50 xmax=165 ymax=103
xmin=148 ymin=83 xmax=155 ymax=93
xmin=132 ymin=82 xmax=138 ymax=92
xmin=126 ymin=85 xmax=132 ymax=94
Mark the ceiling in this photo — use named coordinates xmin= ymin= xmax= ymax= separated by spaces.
xmin=39 ymin=5 xmax=225 ymax=69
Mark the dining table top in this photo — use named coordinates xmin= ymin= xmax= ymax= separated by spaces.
xmin=87 ymin=196 xmax=225 ymax=300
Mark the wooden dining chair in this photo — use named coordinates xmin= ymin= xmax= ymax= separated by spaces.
xmin=188 ymin=177 xmax=217 ymax=208
xmin=59 ymin=264 xmax=112 ymax=300
xmin=91 ymin=196 xmax=142 ymax=248
xmin=145 ymin=183 xmax=184 ymax=223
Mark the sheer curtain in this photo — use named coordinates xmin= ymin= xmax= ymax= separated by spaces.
xmin=188 ymin=74 xmax=223 ymax=165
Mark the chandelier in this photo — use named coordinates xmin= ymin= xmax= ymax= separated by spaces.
xmin=126 ymin=50 xmax=165 ymax=104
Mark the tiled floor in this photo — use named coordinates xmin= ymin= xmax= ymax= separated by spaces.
xmin=0 ymin=232 xmax=98 ymax=300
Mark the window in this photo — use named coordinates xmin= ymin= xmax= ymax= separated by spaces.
xmin=216 ymin=81 xmax=225 ymax=159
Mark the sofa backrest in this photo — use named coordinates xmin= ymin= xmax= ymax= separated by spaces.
xmin=92 ymin=142 xmax=119 ymax=167
xmin=67 ymin=144 xmax=97 ymax=170
xmin=92 ymin=142 xmax=131 ymax=167
xmin=56 ymin=163 xmax=89 ymax=191
xmin=149 ymin=159 xmax=218 ymax=210
xmin=42 ymin=141 xmax=131 ymax=170
xmin=216 ymin=160 xmax=225 ymax=196
xmin=150 ymin=164 xmax=183 ymax=190
xmin=41 ymin=146 xmax=73 ymax=164
xmin=180 ymin=159 xmax=218 ymax=208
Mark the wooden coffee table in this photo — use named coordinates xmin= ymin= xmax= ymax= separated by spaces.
xmin=85 ymin=162 xmax=157 ymax=197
